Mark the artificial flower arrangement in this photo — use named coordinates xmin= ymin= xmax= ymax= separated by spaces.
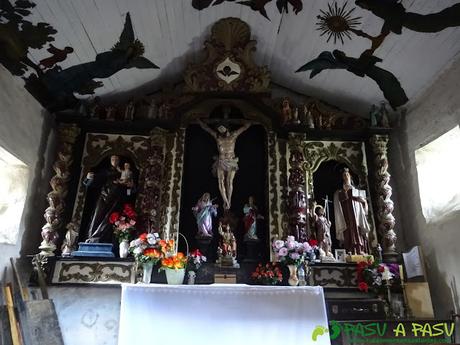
xmin=357 ymin=258 xmax=401 ymax=294
xmin=187 ymin=249 xmax=207 ymax=271
xmin=129 ymin=232 xmax=162 ymax=264
xmin=160 ymin=252 xmax=188 ymax=270
xmin=157 ymin=238 xmax=187 ymax=270
xmin=272 ymin=236 xmax=313 ymax=266
xmin=251 ymin=262 xmax=283 ymax=285
xmin=109 ymin=203 xmax=137 ymax=243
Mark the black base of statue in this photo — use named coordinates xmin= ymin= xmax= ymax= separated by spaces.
xmin=195 ymin=237 xmax=212 ymax=258
xmin=243 ymin=239 xmax=260 ymax=263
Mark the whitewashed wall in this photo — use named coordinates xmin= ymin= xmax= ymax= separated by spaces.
xmin=390 ymin=56 xmax=460 ymax=318
xmin=0 ymin=65 xmax=54 ymax=276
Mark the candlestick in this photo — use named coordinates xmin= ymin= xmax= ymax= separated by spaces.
xmin=399 ymin=264 xmax=404 ymax=282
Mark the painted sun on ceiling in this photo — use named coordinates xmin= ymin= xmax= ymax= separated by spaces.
xmin=0 ymin=0 xmax=158 ymax=110
xmin=296 ymin=1 xmax=460 ymax=109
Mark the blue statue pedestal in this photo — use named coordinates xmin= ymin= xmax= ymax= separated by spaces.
xmin=72 ymin=242 xmax=115 ymax=257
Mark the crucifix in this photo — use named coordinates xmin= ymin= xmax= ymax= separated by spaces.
xmin=197 ymin=115 xmax=253 ymax=210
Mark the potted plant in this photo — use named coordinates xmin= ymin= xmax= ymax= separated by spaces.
xmin=129 ymin=232 xmax=161 ymax=283
xmin=186 ymin=249 xmax=207 ymax=284
xmin=109 ymin=203 xmax=137 ymax=258
xmin=272 ymin=236 xmax=313 ymax=286
xmin=251 ymin=262 xmax=283 ymax=285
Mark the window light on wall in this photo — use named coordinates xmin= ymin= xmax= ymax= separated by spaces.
xmin=415 ymin=125 xmax=460 ymax=223
xmin=0 ymin=146 xmax=28 ymax=244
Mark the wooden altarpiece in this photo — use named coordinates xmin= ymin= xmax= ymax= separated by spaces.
xmin=36 ymin=18 xmax=397 ymax=292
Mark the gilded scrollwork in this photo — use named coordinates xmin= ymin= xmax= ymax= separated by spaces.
xmin=302 ymin=141 xmax=368 ymax=194
xmin=57 ymin=262 xmax=134 ymax=284
xmin=267 ymin=131 xmax=279 ymax=239
xmin=70 ymin=133 xmax=151 ymax=235
xmin=184 ymin=18 xmax=270 ymax=93
xmin=169 ymin=129 xmax=185 ymax=237
xmin=63 ymin=129 xmax=178 ymax=252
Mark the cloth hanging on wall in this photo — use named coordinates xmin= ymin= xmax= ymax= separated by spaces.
xmin=118 ymin=284 xmax=331 ymax=345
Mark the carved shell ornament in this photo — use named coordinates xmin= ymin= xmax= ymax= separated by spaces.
xmin=216 ymin=57 xmax=241 ymax=84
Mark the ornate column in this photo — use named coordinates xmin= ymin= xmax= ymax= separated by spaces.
xmin=370 ymin=135 xmax=398 ymax=261
xmin=288 ymin=140 xmax=308 ymax=242
xmin=40 ymin=124 xmax=80 ymax=257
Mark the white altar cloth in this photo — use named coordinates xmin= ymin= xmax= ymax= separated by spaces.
xmin=118 ymin=284 xmax=330 ymax=345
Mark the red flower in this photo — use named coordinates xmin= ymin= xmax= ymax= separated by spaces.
xmin=191 ymin=249 xmax=202 ymax=257
xmin=109 ymin=212 xmax=120 ymax=224
xmin=377 ymin=265 xmax=385 ymax=273
xmin=308 ymin=239 xmax=318 ymax=247
xmin=139 ymin=233 xmax=148 ymax=241
xmin=358 ymin=282 xmax=369 ymax=292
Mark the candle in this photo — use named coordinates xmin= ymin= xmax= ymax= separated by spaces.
xmin=399 ymin=264 xmax=404 ymax=283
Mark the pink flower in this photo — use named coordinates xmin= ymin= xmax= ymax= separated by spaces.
xmin=287 ymin=241 xmax=296 ymax=250
xmin=302 ymin=242 xmax=312 ymax=252
xmin=289 ymin=252 xmax=300 ymax=260
xmin=278 ymin=247 xmax=288 ymax=257
xmin=286 ymin=236 xmax=295 ymax=243
xmin=273 ymin=240 xmax=284 ymax=250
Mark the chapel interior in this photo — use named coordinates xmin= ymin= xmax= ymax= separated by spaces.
xmin=0 ymin=1 xmax=460 ymax=344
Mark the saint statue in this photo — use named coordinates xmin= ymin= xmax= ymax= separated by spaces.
xmin=333 ymin=168 xmax=370 ymax=254
xmin=313 ymin=205 xmax=332 ymax=257
xmin=197 ymin=119 xmax=252 ymax=210
xmin=243 ymin=196 xmax=263 ymax=241
xmin=218 ymin=222 xmax=237 ymax=258
xmin=192 ymin=193 xmax=218 ymax=238
xmin=84 ymin=155 xmax=135 ymax=243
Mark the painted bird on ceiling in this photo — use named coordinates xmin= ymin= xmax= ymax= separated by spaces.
xmin=276 ymin=0 xmax=303 ymax=14
xmin=40 ymin=13 xmax=158 ymax=103
xmin=296 ymin=50 xmax=408 ymax=109
xmin=355 ymin=0 xmax=460 ymax=35
xmin=237 ymin=0 xmax=272 ymax=20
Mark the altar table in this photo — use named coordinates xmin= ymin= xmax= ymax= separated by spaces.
xmin=118 ymin=284 xmax=331 ymax=345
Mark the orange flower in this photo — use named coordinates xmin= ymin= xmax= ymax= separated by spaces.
xmin=176 ymin=252 xmax=185 ymax=259
xmin=159 ymin=240 xmax=167 ymax=247
xmin=144 ymin=248 xmax=160 ymax=259
xmin=168 ymin=239 xmax=175 ymax=247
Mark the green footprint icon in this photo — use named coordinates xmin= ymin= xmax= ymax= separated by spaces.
xmin=312 ymin=325 xmax=329 ymax=342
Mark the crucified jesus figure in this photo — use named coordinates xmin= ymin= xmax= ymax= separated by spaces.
xmin=198 ymin=118 xmax=252 ymax=210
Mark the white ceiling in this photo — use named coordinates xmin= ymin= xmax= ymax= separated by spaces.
xmin=25 ymin=0 xmax=460 ymax=115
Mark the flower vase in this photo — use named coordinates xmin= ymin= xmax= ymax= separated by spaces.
xmin=187 ymin=271 xmax=196 ymax=285
xmin=142 ymin=262 xmax=154 ymax=284
xmin=119 ymin=240 xmax=129 ymax=258
xmin=287 ymin=264 xmax=299 ymax=286
xmin=165 ymin=268 xmax=185 ymax=285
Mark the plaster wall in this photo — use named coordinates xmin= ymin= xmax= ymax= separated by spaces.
xmin=390 ymin=56 xmax=460 ymax=318
xmin=49 ymin=287 xmax=121 ymax=345
xmin=0 ymin=64 xmax=55 ymax=275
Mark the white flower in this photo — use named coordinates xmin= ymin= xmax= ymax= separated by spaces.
xmin=286 ymin=236 xmax=295 ymax=243
xmin=133 ymin=247 xmax=143 ymax=255
xmin=146 ymin=233 xmax=157 ymax=245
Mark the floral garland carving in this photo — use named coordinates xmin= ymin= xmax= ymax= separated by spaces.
xmin=370 ymin=135 xmax=397 ymax=255
xmin=39 ymin=124 xmax=80 ymax=257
